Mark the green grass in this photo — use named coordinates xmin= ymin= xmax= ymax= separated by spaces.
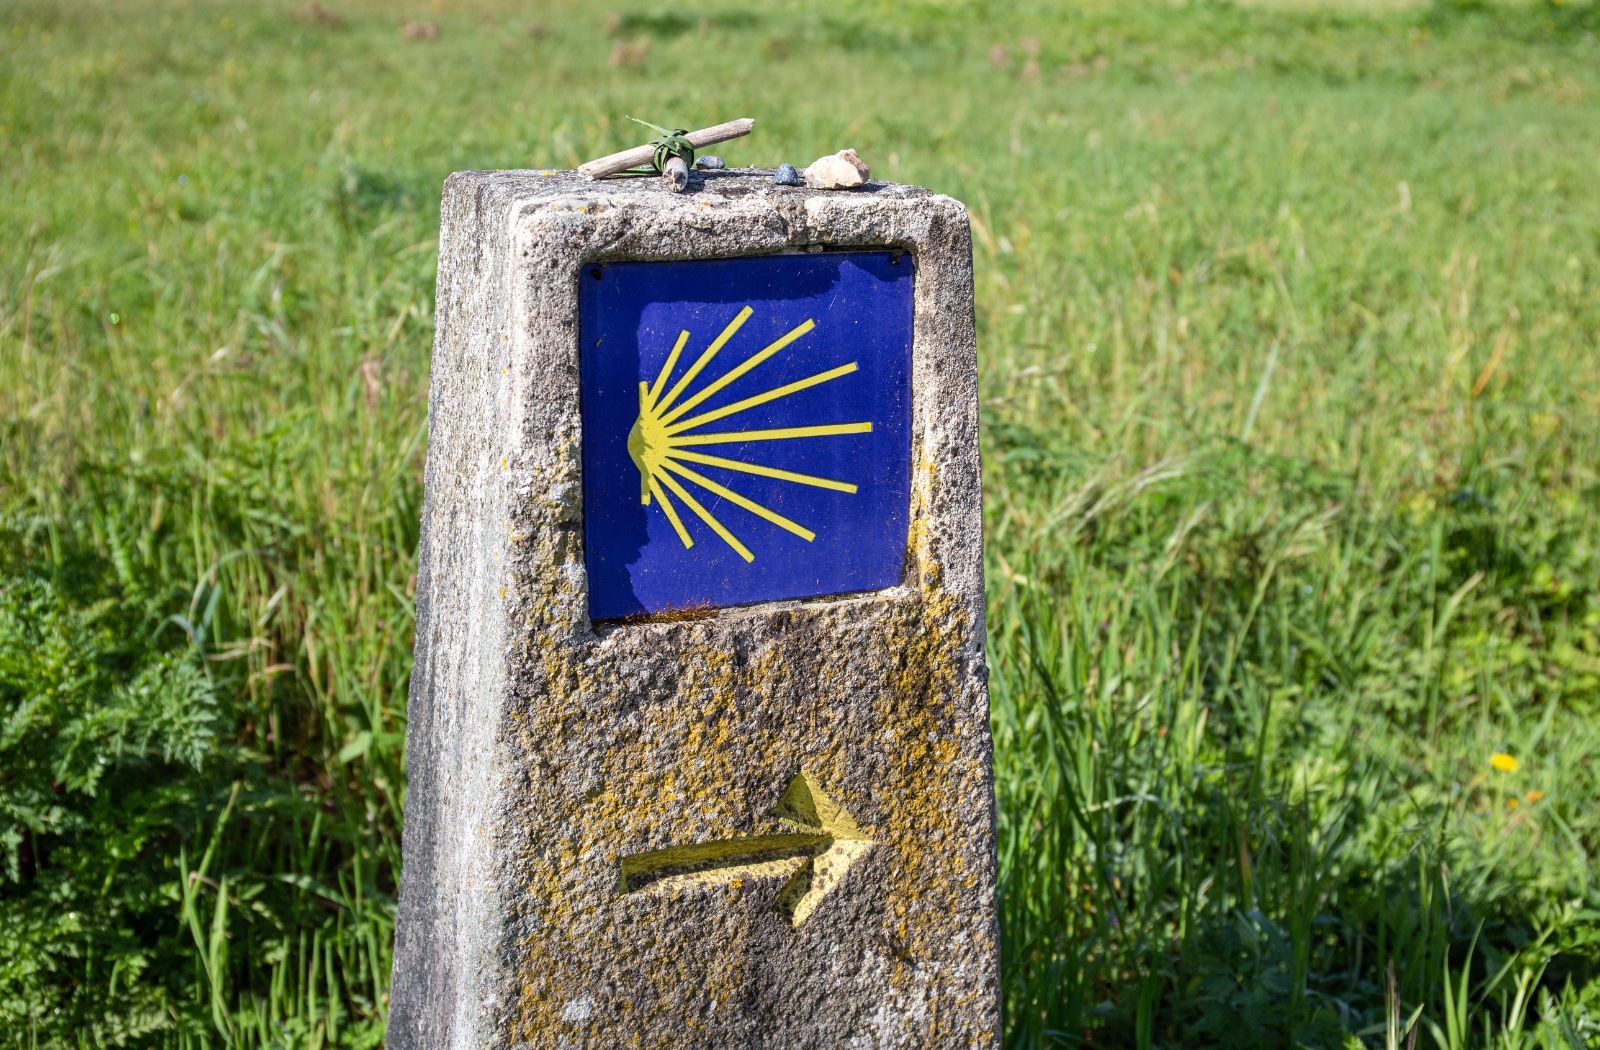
xmin=2 ymin=0 xmax=1598 ymax=1045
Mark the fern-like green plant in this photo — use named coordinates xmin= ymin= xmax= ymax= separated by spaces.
xmin=0 ymin=569 xmax=220 ymax=1043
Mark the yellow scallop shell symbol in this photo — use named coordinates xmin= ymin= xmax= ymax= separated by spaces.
xmin=627 ymin=305 xmax=873 ymax=563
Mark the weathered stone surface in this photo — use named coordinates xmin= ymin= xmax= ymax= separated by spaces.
xmin=390 ymin=170 xmax=997 ymax=1050
xmin=803 ymin=148 xmax=870 ymax=189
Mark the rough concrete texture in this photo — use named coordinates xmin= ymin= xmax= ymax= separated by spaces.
xmin=390 ymin=169 xmax=997 ymax=1049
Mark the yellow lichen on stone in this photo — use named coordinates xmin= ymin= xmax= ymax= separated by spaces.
xmin=492 ymin=436 xmax=991 ymax=1043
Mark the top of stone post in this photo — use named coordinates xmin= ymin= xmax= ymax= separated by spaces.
xmin=451 ymin=166 xmax=939 ymax=205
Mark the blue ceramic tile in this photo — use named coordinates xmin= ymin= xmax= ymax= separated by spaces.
xmin=579 ymin=252 xmax=914 ymax=620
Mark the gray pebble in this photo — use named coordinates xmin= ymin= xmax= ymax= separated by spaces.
xmin=694 ymin=155 xmax=724 ymax=170
xmin=773 ymin=163 xmax=802 ymax=186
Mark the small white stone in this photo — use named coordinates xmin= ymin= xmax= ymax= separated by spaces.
xmin=802 ymin=148 xmax=870 ymax=190
xmin=835 ymin=148 xmax=870 ymax=179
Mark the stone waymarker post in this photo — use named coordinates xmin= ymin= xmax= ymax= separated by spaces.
xmin=390 ymin=169 xmax=998 ymax=1049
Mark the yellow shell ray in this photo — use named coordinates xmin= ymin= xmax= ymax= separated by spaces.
xmin=664 ymin=449 xmax=857 ymax=494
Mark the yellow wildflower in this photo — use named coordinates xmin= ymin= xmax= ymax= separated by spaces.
xmin=1490 ymin=753 xmax=1520 ymax=773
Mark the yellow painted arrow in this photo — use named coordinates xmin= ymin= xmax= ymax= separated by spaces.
xmin=618 ymin=771 xmax=874 ymax=927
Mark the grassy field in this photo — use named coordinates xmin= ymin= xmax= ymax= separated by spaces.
xmin=2 ymin=0 xmax=1598 ymax=1045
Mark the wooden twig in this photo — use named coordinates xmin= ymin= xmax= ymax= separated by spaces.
xmin=578 ymin=118 xmax=754 ymax=181
xmin=662 ymin=154 xmax=690 ymax=192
